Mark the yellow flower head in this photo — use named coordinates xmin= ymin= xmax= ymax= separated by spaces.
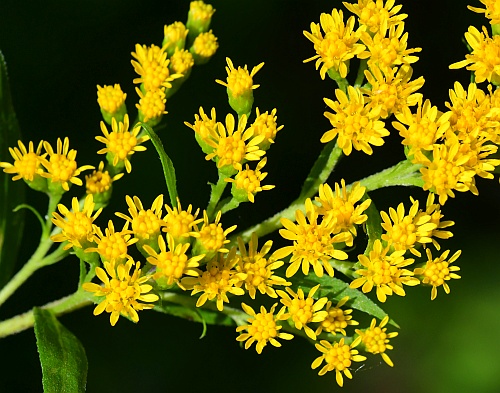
xmin=163 ymin=198 xmax=203 ymax=242
xmin=51 ymin=194 xmax=102 ymax=250
xmin=143 ymin=233 xmax=204 ymax=289
xmin=225 ymin=158 xmax=275 ymax=203
xmin=169 ymin=48 xmax=195 ymax=77
xmin=97 ymin=84 xmax=126 ymax=117
xmin=343 ymin=0 xmax=407 ymax=34
xmin=216 ymin=57 xmax=264 ymax=99
xmin=236 ymin=303 xmax=293 ymax=354
xmin=273 ymin=199 xmax=350 ymax=278
xmin=468 ymin=0 xmax=500 ymax=25
xmin=414 ymin=248 xmax=461 ymax=300
xmin=321 ymin=86 xmax=390 ymax=155
xmin=311 ymin=337 xmax=366 ymax=386
xmin=277 ymin=284 xmax=328 ymax=340
xmin=415 ymin=193 xmax=454 ymax=251
xmin=0 ymin=140 xmax=46 ymax=183
xmin=450 ymin=26 xmax=500 ymax=85
xmin=380 ymin=198 xmax=438 ymax=257
xmin=86 ymin=220 xmax=137 ymax=265
xmin=115 ymin=194 xmax=165 ymax=243
xmin=363 ymin=65 xmax=424 ymax=119
xmin=356 ymin=316 xmax=398 ymax=366
xmin=131 ymin=44 xmax=182 ymax=91
xmin=185 ymin=107 xmax=218 ymax=145
xmin=248 ymin=108 xmax=284 ymax=151
xmin=82 ymin=258 xmax=159 ymax=326
xmin=361 ymin=22 xmax=421 ymax=72
xmin=96 ymin=114 xmax=149 ymax=174
xmin=303 ymin=9 xmax=367 ymax=80
xmin=85 ymin=161 xmax=124 ymax=195
xmin=189 ymin=1 xmax=215 ymax=24
xmin=163 ymin=21 xmax=189 ymax=55
xmin=315 ymin=296 xmax=359 ymax=337
xmin=41 ymin=137 xmax=93 ymax=192
xmin=315 ymin=180 xmax=371 ymax=246
xmin=191 ymin=30 xmax=218 ymax=60
xmin=350 ymin=239 xmax=419 ymax=303
xmin=416 ymin=138 xmax=477 ymax=205
xmin=182 ymin=247 xmax=246 ymax=311
xmin=191 ymin=210 xmax=237 ymax=256
xmin=235 ymin=233 xmax=290 ymax=299
xmin=135 ymin=87 xmax=167 ymax=125
xmin=204 ymin=113 xmax=266 ymax=173
xmin=393 ymin=99 xmax=451 ymax=156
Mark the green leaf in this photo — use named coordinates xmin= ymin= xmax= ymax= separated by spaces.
xmin=155 ymin=302 xmax=235 ymax=327
xmin=298 ymin=140 xmax=342 ymax=200
xmin=291 ymin=274 xmax=399 ymax=328
xmin=33 ymin=308 xmax=88 ymax=393
xmin=0 ymin=50 xmax=25 ymax=288
xmin=363 ymin=193 xmax=382 ymax=256
xmin=140 ymin=122 xmax=178 ymax=208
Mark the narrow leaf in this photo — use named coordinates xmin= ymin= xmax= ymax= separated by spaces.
xmin=363 ymin=193 xmax=382 ymax=256
xmin=0 ymin=50 xmax=25 ymax=288
xmin=154 ymin=302 xmax=235 ymax=327
xmin=140 ymin=122 xmax=178 ymax=208
xmin=33 ymin=308 xmax=88 ymax=393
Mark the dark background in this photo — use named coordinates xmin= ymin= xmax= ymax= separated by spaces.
xmin=1 ymin=0 xmax=499 ymax=392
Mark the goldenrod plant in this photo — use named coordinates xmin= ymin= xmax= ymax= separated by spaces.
xmin=1 ymin=1 xmax=500 ymax=392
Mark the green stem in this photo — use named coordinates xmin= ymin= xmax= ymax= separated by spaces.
xmin=357 ymin=159 xmax=423 ymax=192
xmin=0 ymin=289 xmax=92 ymax=338
xmin=219 ymin=197 xmax=240 ymax=215
xmin=207 ymin=172 xmax=228 ymax=220
xmin=354 ymin=59 xmax=368 ymax=88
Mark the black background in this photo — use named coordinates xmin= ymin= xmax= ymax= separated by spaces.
xmin=1 ymin=1 xmax=499 ymax=392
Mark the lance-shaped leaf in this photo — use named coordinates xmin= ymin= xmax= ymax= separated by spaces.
xmin=363 ymin=193 xmax=382 ymax=256
xmin=0 ymin=50 xmax=25 ymax=288
xmin=33 ymin=308 xmax=88 ymax=393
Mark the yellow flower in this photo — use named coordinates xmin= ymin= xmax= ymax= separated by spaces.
xmin=143 ymin=233 xmax=203 ymax=289
xmin=450 ymin=26 xmax=500 ymax=84
xmin=169 ymin=48 xmax=194 ymax=77
xmin=273 ymin=199 xmax=350 ymax=278
xmin=82 ymin=258 xmax=158 ymax=326
xmin=343 ymin=0 xmax=407 ymax=34
xmin=187 ymin=0 xmax=215 ymax=37
xmin=135 ymin=87 xmax=167 ymax=125
xmin=363 ymin=65 xmax=424 ymax=119
xmin=315 ymin=180 xmax=371 ymax=246
xmin=311 ymin=337 xmax=366 ymax=386
xmin=163 ymin=198 xmax=203 ymax=243
xmin=131 ymin=44 xmax=182 ymax=91
xmin=225 ymin=158 xmax=275 ymax=203
xmin=380 ymin=198 xmax=438 ymax=257
xmin=115 ymin=194 xmax=165 ymax=243
xmin=204 ymin=113 xmax=266 ymax=172
xmin=303 ymin=9 xmax=367 ymax=80
xmin=190 ymin=210 xmax=236 ymax=257
xmin=350 ymin=239 xmax=419 ymax=303
xmin=236 ymin=303 xmax=294 ymax=354
xmin=235 ymin=233 xmax=290 ymax=299
xmin=0 ymin=140 xmax=46 ymax=183
xmin=97 ymin=84 xmax=127 ymax=122
xmin=321 ymin=86 xmax=390 ymax=155
xmin=414 ymin=248 xmax=461 ymax=300
xmin=163 ymin=21 xmax=189 ymax=55
xmin=416 ymin=138 xmax=477 ymax=205
xmin=277 ymin=284 xmax=328 ymax=340
xmin=216 ymin=57 xmax=264 ymax=99
xmin=356 ymin=315 xmax=398 ymax=367
xmin=248 ymin=107 xmax=284 ymax=150
xmin=41 ymin=137 xmax=93 ymax=192
xmin=415 ymin=193 xmax=454 ymax=251
xmin=51 ymin=194 xmax=102 ymax=250
xmin=468 ymin=0 xmax=500 ymax=25
xmin=393 ymin=99 xmax=451 ymax=156
xmin=86 ymin=220 xmax=137 ymax=265
xmin=85 ymin=161 xmax=124 ymax=195
xmin=182 ymin=247 xmax=246 ymax=311
xmin=315 ymin=296 xmax=359 ymax=337
xmin=96 ymin=114 xmax=149 ymax=174
xmin=190 ymin=30 xmax=218 ymax=62
xmin=361 ymin=22 xmax=421 ymax=72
